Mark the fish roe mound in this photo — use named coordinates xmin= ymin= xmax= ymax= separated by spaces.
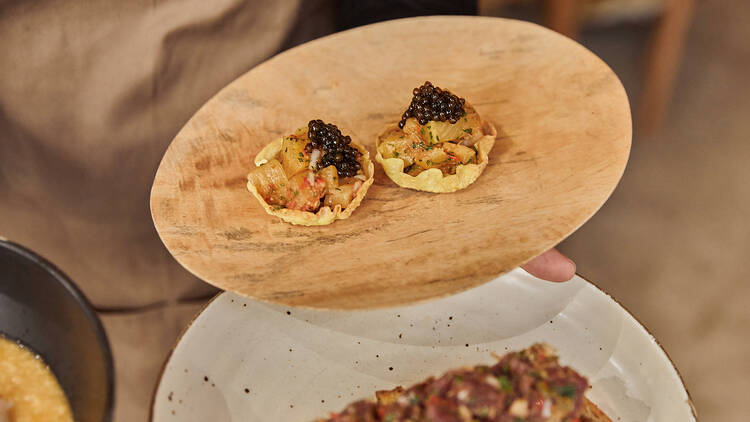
xmin=398 ymin=81 xmax=466 ymax=128
xmin=305 ymin=119 xmax=362 ymax=177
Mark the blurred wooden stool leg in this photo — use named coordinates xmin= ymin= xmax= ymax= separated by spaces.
xmin=543 ymin=0 xmax=581 ymax=39
xmin=638 ymin=0 xmax=696 ymax=134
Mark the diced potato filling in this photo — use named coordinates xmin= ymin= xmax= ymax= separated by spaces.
xmin=378 ymin=104 xmax=482 ymax=175
xmin=285 ymin=171 xmax=326 ymax=212
xmin=422 ymin=104 xmax=483 ymax=145
xmin=442 ymin=142 xmax=477 ymax=164
xmin=279 ymin=136 xmax=310 ymax=176
xmin=324 ymin=184 xmax=355 ymax=209
xmin=248 ymin=135 xmax=364 ymax=212
xmin=414 ymin=147 xmax=449 ymax=169
xmin=247 ymin=159 xmax=288 ymax=203
xmin=316 ymin=165 xmax=339 ymax=188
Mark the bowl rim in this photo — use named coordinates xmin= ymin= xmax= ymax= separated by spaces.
xmin=148 ymin=271 xmax=698 ymax=421
xmin=0 ymin=239 xmax=115 ymax=422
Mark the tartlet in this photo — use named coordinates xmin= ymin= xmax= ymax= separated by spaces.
xmin=376 ymin=82 xmax=497 ymax=193
xmin=247 ymin=120 xmax=374 ymax=226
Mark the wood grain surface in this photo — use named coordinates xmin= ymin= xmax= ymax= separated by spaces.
xmin=150 ymin=16 xmax=631 ymax=309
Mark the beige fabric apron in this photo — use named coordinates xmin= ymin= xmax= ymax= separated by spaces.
xmin=0 ymin=0 xmax=334 ymax=307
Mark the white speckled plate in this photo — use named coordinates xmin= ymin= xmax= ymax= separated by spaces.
xmin=150 ymin=270 xmax=696 ymax=422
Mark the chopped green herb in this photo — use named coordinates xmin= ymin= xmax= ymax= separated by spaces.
xmin=436 ymin=134 xmax=440 ymax=141
xmin=273 ymin=205 xmax=283 ymax=210
xmin=454 ymin=375 xmax=464 ymax=382
xmin=497 ymin=375 xmax=513 ymax=393
xmin=297 ymin=158 xmax=303 ymax=162
xmin=298 ymin=152 xmax=304 ymax=157
xmin=466 ymin=157 xmax=473 ymax=164
xmin=393 ymin=151 xmax=400 ymax=158
xmin=463 ymin=128 xmax=473 ymax=134
xmin=426 ymin=160 xmax=432 ymax=165
xmin=557 ymin=384 xmax=577 ymax=398
xmin=429 ymin=131 xmax=433 ymax=142
xmin=280 ymin=183 xmax=285 ymax=187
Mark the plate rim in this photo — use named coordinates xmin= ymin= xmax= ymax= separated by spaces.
xmin=148 ymin=272 xmax=696 ymax=421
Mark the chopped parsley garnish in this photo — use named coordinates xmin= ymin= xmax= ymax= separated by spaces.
xmin=297 ymin=157 xmax=304 ymax=162
xmin=497 ymin=375 xmax=513 ymax=393
xmin=557 ymin=384 xmax=577 ymax=398
xmin=463 ymin=128 xmax=473 ymax=134
xmin=298 ymin=152 xmax=304 ymax=157
xmin=393 ymin=151 xmax=400 ymax=158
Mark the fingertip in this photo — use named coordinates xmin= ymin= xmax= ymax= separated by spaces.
xmin=521 ymin=248 xmax=576 ymax=282
xmin=560 ymin=257 xmax=576 ymax=282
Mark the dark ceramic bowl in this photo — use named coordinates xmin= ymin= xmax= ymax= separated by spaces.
xmin=0 ymin=239 xmax=114 ymax=422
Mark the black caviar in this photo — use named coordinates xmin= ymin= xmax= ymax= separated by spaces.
xmin=398 ymin=81 xmax=466 ymax=128
xmin=305 ymin=120 xmax=362 ymax=178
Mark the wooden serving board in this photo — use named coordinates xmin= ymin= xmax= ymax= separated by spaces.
xmin=150 ymin=16 xmax=631 ymax=309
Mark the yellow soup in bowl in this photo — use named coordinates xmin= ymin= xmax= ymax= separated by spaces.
xmin=0 ymin=336 xmax=73 ymax=422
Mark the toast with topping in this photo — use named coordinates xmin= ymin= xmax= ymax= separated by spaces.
xmin=315 ymin=343 xmax=611 ymax=422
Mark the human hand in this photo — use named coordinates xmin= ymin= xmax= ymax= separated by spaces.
xmin=520 ymin=248 xmax=575 ymax=282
